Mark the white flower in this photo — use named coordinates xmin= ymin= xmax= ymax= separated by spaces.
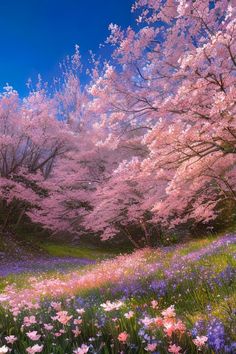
xmin=100 ymin=300 xmax=124 ymax=312
xmin=0 ymin=346 xmax=9 ymax=354
xmin=73 ymin=344 xmax=89 ymax=354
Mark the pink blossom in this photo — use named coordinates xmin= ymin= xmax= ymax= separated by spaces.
xmin=162 ymin=305 xmax=176 ymax=318
xmin=193 ymin=336 xmax=208 ymax=348
xmin=124 ymin=311 xmax=134 ymax=319
xmin=24 ymin=316 xmax=37 ymax=327
xmin=145 ymin=343 xmax=157 ymax=352
xmin=5 ymin=335 xmax=17 ymax=344
xmin=151 ymin=300 xmax=158 ymax=309
xmin=55 ymin=310 xmax=72 ymax=325
xmin=154 ymin=316 xmax=163 ymax=327
xmin=168 ymin=344 xmax=182 ymax=353
xmin=43 ymin=323 xmax=54 ymax=331
xmin=26 ymin=331 xmax=41 ymax=341
xmin=118 ymin=331 xmax=129 ymax=343
xmin=72 ymin=326 xmax=81 ymax=337
xmin=73 ymin=344 xmax=89 ymax=354
xmin=26 ymin=345 xmax=44 ymax=354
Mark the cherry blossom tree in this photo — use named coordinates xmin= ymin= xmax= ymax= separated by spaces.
xmin=2 ymin=1 xmax=236 ymax=247
xmin=84 ymin=0 xmax=236 ymax=239
xmin=0 ymin=84 xmax=73 ymax=232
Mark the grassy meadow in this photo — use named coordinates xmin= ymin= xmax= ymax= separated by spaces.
xmin=0 ymin=233 xmax=235 ymax=353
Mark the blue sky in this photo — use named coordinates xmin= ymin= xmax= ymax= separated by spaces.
xmin=0 ymin=0 xmax=134 ymax=96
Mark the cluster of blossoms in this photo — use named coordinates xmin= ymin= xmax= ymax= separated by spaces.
xmin=0 ymin=299 xmax=210 ymax=353
xmin=1 ymin=234 xmax=234 ymax=314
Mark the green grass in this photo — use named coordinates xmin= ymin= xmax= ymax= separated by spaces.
xmin=178 ymin=237 xmax=214 ymax=256
xmin=40 ymin=242 xmax=120 ymax=260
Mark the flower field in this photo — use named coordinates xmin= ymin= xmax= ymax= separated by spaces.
xmin=0 ymin=234 xmax=235 ymax=353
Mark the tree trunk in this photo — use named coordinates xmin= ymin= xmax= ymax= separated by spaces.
xmin=15 ymin=207 xmax=26 ymax=228
xmin=140 ymin=220 xmax=151 ymax=247
xmin=122 ymin=227 xmax=141 ymax=249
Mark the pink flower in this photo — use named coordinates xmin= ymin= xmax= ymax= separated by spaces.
xmin=54 ymin=332 xmax=62 ymax=337
xmin=73 ymin=344 xmax=89 ymax=353
xmin=24 ymin=316 xmax=37 ymax=327
xmin=168 ymin=344 xmax=182 ymax=353
xmin=151 ymin=300 xmax=158 ymax=309
xmin=74 ymin=318 xmax=83 ymax=325
xmin=175 ymin=320 xmax=186 ymax=333
xmin=56 ymin=311 xmax=72 ymax=325
xmin=44 ymin=323 xmax=54 ymax=331
xmin=26 ymin=344 xmax=43 ymax=354
xmin=163 ymin=319 xmax=176 ymax=337
xmin=72 ymin=326 xmax=81 ymax=337
xmin=124 ymin=310 xmax=134 ymax=319
xmin=0 ymin=295 xmax=9 ymax=302
xmin=50 ymin=301 xmax=62 ymax=311
xmin=154 ymin=316 xmax=163 ymax=327
xmin=5 ymin=335 xmax=17 ymax=344
xmin=26 ymin=331 xmax=41 ymax=341
xmin=193 ymin=336 xmax=208 ymax=348
xmin=141 ymin=316 xmax=154 ymax=327
xmin=162 ymin=305 xmax=176 ymax=318
xmin=118 ymin=331 xmax=129 ymax=343
xmin=145 ymin=343 xmax=157 ymax=352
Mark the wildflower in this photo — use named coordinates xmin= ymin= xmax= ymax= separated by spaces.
xmin=154 ymin=316 xmax=163 ymax=327
xmin=5 ymin=335 xmax=17 ymax=344
xmin=175 ymin=320 xmax=186 ymax=333
xmin=0 ymin=346 xmax=9 ymax=353
xmin=207 ymin=318 xmax=225 ymax=351
xmin=24 ymin=316 xmax=37 ymax=327
xmin=74 ymin=318 xmax=83 ymax=325
xmin=56 ymin=311 xmax=72 ymax=325
xmin=141 ymin=316 xmax=154 ymax=327
xmin=26 ymin=331 xmax=41 ymax=341
xmin=151 ymin=300 xmax=158 ymax=309
xmin=162 ymin=305 xmax=176 ymax=318
xmin=168 ymin=344 xmax=182 ymax=353
xmin=0 ymin=295 xmax=9 ymax=302
xmin=73 ymin=344 xmax=89 ymax=353
xmin=193 ymin=336 xmax=208 ymax=348
xmin=72 ymin=326 xmax=81 ymax=337
xmin=118 ymin=331 xmax=129 ymax=343
xmin=54 ymin=332 xmax=62 ymax=337
xmin=76 ymin=308 xmax=85 ymax=315
xmin=44 ymin=323 xmax=54 ymax=331
xmin=124 ymin=310 xmax=134 ymax=319
xmin=101 ymin=300 xmax=124 ymax=312
xmin=145 ymin=343 xmax=157 ymax=352
xmin=51 ymin=302 xmax=62 ymax=311
xmin=26 ymin=344 xmax=43 ymax=354
xmin=163 ymin=318 xmax=176 ymax=337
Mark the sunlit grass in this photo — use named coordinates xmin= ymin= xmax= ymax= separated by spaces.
xmin=40 ymin=242 xmax=120 ymax=260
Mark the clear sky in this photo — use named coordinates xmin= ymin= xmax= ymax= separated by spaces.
xmin=0 ymin=0 xmax=134 ymax=96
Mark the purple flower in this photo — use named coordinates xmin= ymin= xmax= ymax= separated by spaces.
xmin=207 ymin=318 xmax=226 ymax=352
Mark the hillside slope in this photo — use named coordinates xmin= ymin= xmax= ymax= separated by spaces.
xmin=0 ymin=234 xmax=235 ymax=353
